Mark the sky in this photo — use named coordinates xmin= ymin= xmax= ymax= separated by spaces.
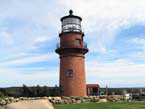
xmin=0 ymin=0 xmax=145 ymax=88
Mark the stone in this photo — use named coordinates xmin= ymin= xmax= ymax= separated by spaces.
xmin=50 ymin=100 xmax=56 ymax=104
xmin=4 ymin=98 xmax=9 ymax=101
xmin=8 ymin=97 xmax=14 ymax=101
xmin=93 ymin=98 xmax=99 ymax=102
xmin=81 ymin=99 xmax=86 ymax=102
xmin=83 ymin=96 xmax=89 ymax=99
xmin=42 ymin=96 xmax=48 ymax=99
xmin=74 ymin=96 xmax=81 ymax=100
xmin=19 ymin=97 xmax=24 ymax=100
xmin=35 ymin=97 xmax=41 ymax=100
xmin=5 ymin=99 xmax=53 ymax=109
xmin=76 ymin=100 xmax=81 ymax=104
xmin=0 ymin=99 xmax=6 ymax=106
xmin=48 ymin=97 xmax=52 ymax=100
xmin=52 ymin=97 xmax=61 ymax=101
xmin=107 ymin=97 xmax=115 ymax=102
xmin=58 ymin=100 xmax=64 ymax=104
xmin=99 ymin=99 xmax=107 ymax=102
xmin=113 ymin=97 xmax=119 ymax=102
xmin=15 ymin=98 xmax=19 ymax=102
xmin=86 ymin=99 xmax=91 ymax=102
xmin=64 ymin=99 xmax=72 ymax=104
xmin=71 ymin=99 xmax=76 ymax=103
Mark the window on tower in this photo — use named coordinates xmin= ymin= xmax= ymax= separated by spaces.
xmin=66 ymin=68 xmax=74 ymax=77
xmin=75 ymin=39 xmax=81 ymax=46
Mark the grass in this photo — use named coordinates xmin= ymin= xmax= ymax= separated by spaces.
xmin=54 ymin=101 xmax=145 ymax=109
xmin=0 ymin=95 xmax=9 ymax=99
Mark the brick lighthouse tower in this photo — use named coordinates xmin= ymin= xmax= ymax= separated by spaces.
xmin=55 ymin=10 xmax=88 ymax=96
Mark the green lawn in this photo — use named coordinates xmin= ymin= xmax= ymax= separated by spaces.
xmin=54 ymin=101 xmax=145 ymax=109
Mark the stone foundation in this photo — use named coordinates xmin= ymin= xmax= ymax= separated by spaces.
xmin=0 ymin=95 xmax=127 ymax=106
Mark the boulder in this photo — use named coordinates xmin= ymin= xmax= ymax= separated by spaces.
xmin=0 ymin=99 xmax=6 ymax=106
xmin=93 ymin=98 xmax=99 ymax=102
xmin=4 ymin=98 xmax=9 ymax=101
xmin=107 ymin=97 xmax=115 ymax=102
xmin=76 ymin=100 xmax=81 ymax=104
xmin=99 ymin=99 xmax=107 ymax=102
xmin=58 ymin=100 xmax=64 ymax=104
xmin=8 ymin=97 xmax=14 ymax=101
xmin=64 ymin=99 xmax=72 ymax=104
xmin=73 ymin=96 xmax=81 ymax=100
xmin=5 ymin=100 xmax=53 ymax=109
xmin=83 ymin=96 xmax=89 ymax=99
xmin=49 ymin=100 xmax=56 ymax=104
xmin=86 ymin=99 xmax=91 ymax=102
xmin=42 ymin=96 xmax=48 ymax=99
xmin=35 ymin=97 xmax=41 ymax=100
xmin=71 ymin=99 xmax=76 ymax=103
xmin=52 ymin=97 xmax=61 ymax=101
xmin=81 ymin=99 xmax=86 ymax=102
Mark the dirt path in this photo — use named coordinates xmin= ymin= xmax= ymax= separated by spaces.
xmin=0 ymin=106 xmax=5 ymax=109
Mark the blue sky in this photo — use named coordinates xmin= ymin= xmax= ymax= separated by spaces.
xmin=0 ymin=0 xmax=145 ymax=88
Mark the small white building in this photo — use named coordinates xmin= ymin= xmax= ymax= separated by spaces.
xmin=124 ymin=93 xmax=132 ymax=100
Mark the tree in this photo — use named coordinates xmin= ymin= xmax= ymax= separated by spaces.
xmin=22 ymin=84 xmax=32 ymax=97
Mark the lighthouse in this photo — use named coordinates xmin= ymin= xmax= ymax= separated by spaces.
xmin=55 ymin=10 xmax=88 ymax=96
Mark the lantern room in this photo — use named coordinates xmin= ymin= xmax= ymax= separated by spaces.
xmin=60 ymin=10 xmax=82 ymax=33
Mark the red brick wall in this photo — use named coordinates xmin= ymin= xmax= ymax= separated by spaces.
xmin=60 ymin=33 xmax=83 ymax=48
xmin=59 ymin=33 xmax=87 ymax=96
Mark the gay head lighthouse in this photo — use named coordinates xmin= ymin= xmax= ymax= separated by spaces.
xmin=55 ymin=10 xmax=89 ymax=96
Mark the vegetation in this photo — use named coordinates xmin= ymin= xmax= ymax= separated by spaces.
xmin=0 ymin=85 xmax=145 ymax=98
xmin=54 ymin=102 xmax=145 ymax=109
xmin=0 ymin=84 xmax=60 ymax=98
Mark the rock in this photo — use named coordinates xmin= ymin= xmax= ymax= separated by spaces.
xmin=113 ymin=97 xmax=119 ymax=102
xmin=81 ymin=99 xmax=86 ymax=102
xmin=35 ymin=97 xmax=41 ymax=100
xmin=83 ymin=96 xmax=89 ymax=99
xmin=88 ymin=96 xmax=93 ymax=99
xmin=74 ymin=96 xmax=81 ymax=100
xmin=99 ymin=99 xmax=107 ymax=102
xmin=15 ymin=98 xmax=19 ymax=102
xmin=50 ymin=100 xmax=56 ymax=104
xmin=6 ymin=100 xmax=10 ymax=105
xmin=5 ymin=100 xmax=53 ymax=109
xmin=76 ymin=100 xmax=81 ymax=104
xmin=52 ymin=97 xmax=61 ymax=101
xmin=8 ymin=97 xmax=14 ymax=101
xmin=86 ymin=99 xmax=91 ymax=102
xmin=71 ymin=99 xmax=76 ymax=103
xmin=4 ymin=98 xmax=9 ymax=101
xmin=48 ymin=97 xmax=52 ymax=100
xmin=93 ymin=98 xmax=99 ymax=102
xmin=42 ymin=96 xmax=48 ymax=99
xmin=107 ymin=97 xmax=115 ymax=102
xmin=58 ymin=100 xmax=64 ymax=104
xmin=0 ymin=99 xmax=6 ymax=106
xmin=27 ymin=98 xmax=32 ymax=100
xmin=10 ymin=98 xmax=19 ymax=103
xmin=64 ymin=99 xmax=72 ymax=104
xmin=19 ymin=97 xmax=24 ymax=100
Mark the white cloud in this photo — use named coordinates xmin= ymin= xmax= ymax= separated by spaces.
xmin=34 ymin=36 xmax=50 ymax=42
xmin=0 ymin=68 xmax=59 ymax=87
xmin=128 ymin=37 xmax=145 ymax=50
xmin=59 ymin=0 xmax=145 ymax=53
xmin=86 ymin=59 xmax=145 ymax=87
xmin=0 ymin=53 xmax=57 ymax=66
xmin=0 ymin=0 xmax=145 ymax=87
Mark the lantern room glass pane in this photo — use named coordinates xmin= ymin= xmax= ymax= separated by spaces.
xmin=62 ymin=17 xmax=81 ymax=32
